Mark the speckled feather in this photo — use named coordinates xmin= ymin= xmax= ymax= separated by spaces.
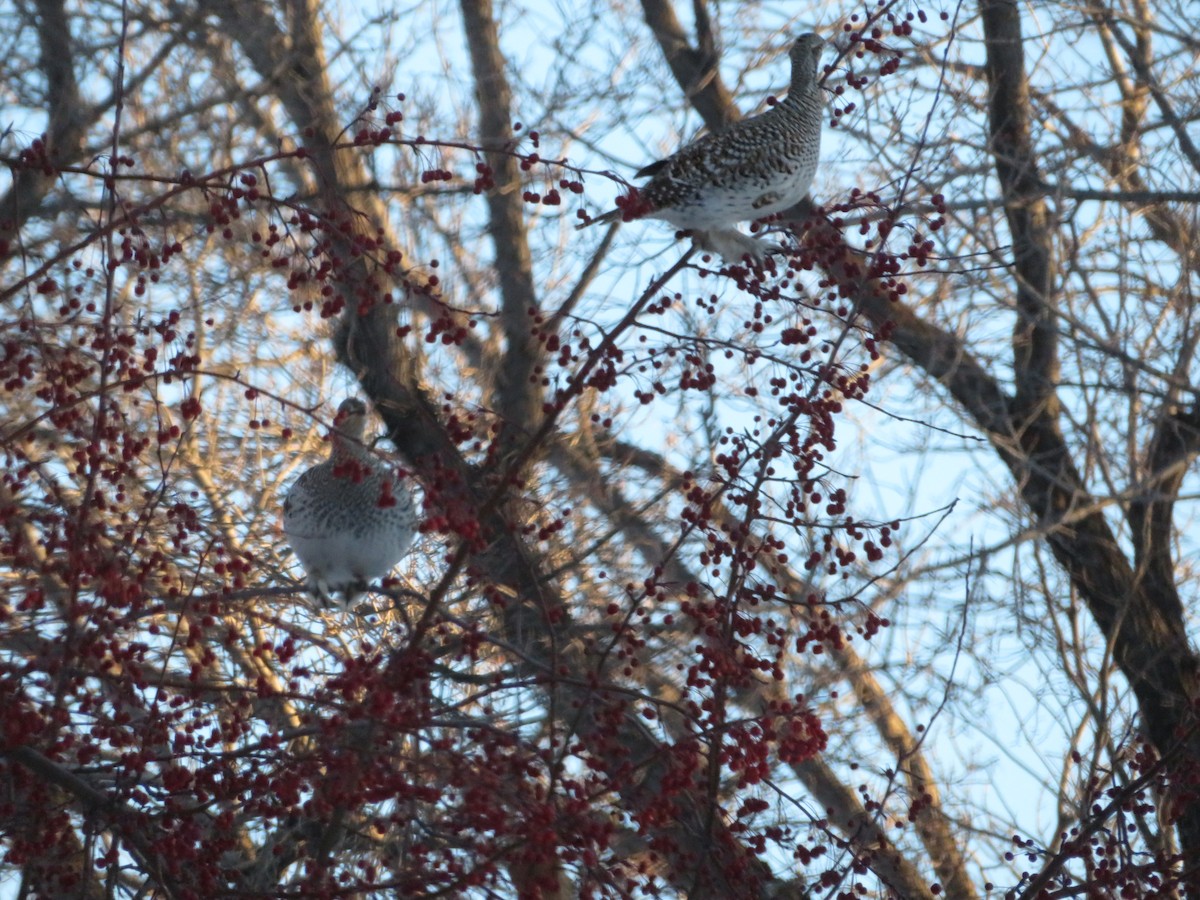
xmin=282 ymin=399 xmax=418 ymax=607
xmin=581 ymin=33 xmax=825 ymax=244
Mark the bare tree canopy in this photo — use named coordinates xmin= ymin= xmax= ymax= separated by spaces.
xmin=1 ymin=0 xmax=1199 ymax=897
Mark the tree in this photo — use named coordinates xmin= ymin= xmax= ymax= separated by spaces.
xmin=1 ymin=0 xmax=1198 ymax=897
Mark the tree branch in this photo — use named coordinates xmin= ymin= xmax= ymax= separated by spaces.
xmin=981 ymin=0 xmax=1059 ymax=419
xmin=1094 ymin=5 xmax=1200 ymax=177
xmin=0 ymin=0 xmax=91 ymax=258
xmin=844 ymin=234 xmax=1200 ymax=868
xmin=207 ymin=0 xmax=786 ymax=892
xmin=3 ymin=746 xmax=178 ymax=898
xmin=460 ymin=0 xmax=545 ymax=450
xmin=554 ymin=434 xmax=954 ymax=899
xmin=638 ymin=0 xmax=739 ymax=133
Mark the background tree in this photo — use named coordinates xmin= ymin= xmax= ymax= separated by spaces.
xmin=1 ymin=0 xmax=1198 ymax=898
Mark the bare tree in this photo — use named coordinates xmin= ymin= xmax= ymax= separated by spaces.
xmin=1 ymin=0 xmax=1198 ymax=897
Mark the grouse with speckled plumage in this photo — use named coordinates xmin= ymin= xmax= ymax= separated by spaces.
xmin=282 ymin=398 xmax=418 ymax=608
xmin=579 ymin=32 xmax=826 ymax=262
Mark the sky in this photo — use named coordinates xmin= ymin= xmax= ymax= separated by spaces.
xmin=1 ymin=0 xmax=1187 ymax=893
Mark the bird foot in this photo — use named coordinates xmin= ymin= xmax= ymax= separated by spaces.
xmin=307 ymin=575 xmax=333 ymax=606
xmin=307 ymin=575 xmax=367 ymax=610
xmin=691 ymin=229 xmax=782 ymax=265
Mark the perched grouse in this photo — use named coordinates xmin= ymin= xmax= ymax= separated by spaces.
xmin=282 ymin=398 xmax=418 ymax=607
xmin=580 ymin=32 xmax=826 ymax=261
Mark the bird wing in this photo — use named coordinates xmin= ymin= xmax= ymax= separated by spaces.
xmin=649 ymin=110 xmax=782 ymax=186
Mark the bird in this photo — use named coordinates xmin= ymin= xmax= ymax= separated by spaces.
xmin=282 ymin=398 xmax=418 ymax=608
xmin=578 ymin=32 xmax=826 ymax=262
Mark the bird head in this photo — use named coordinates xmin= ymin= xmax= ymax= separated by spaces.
xmin=332 ymin=397 xmax=368 ymax=444
xmin=788 ymin=33 xmax=826 ymax=89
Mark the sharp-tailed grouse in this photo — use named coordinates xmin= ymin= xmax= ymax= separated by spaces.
xmin=282 ymin=398 xmax=418 ymax=607
xmin=579 ymin=33 xmax=826 ymax=261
